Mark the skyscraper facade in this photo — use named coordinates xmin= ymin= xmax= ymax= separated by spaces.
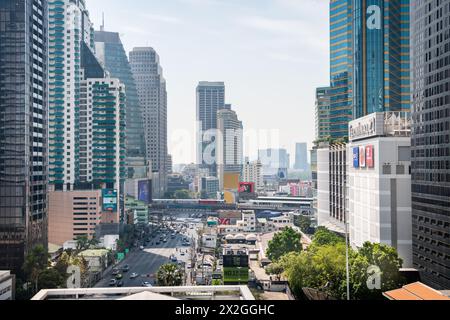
xmin=94 ymin=30 xmax=147 ymax=179
xmin=0 ymin=0 xmax=48 ymax=272
xmin=216 ymin=108 xmax=243 ymax=190
xmin=48 ymin=0 xmax=96 ymax=190
xmin=352 ymin=0 xmax=411 ymax=119
xmin=294 ymin=143 xmax=309 ymax=171
xmin=410 ymin=0 xmax=450 ymax=289
xmin=315 ymin=86 xmax=331 ymax=140
xmin=130 ymin=47 xmax=168 ymax=198
xmin=329 ymin=0 xmax=352 ymax=138
xmin=79 ymin=78 xmax=126 ymax=189
xmin=196 ymin=82 xmax=226 ymax=177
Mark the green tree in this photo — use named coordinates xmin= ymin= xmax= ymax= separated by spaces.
xmin=311 ymin=227 xmax=344 ymax=247
xmin=38 ymin=268 xmax=64 ymax=290
xmin=294 ymin=215 xmax=312 ymax=233
xmin=266 ymin=227 xmax=302 ymax=262
xmin=157 ymin=263 xmax=184 ymax=286
xmin=265 ymin=263 xmax=284 ymax=281
xmin=22 ymin=245 xmax=50 ymax=294
xmin=75 ymin=235 xmax=90 ymax=252
xmin=349 ymin=242 xmax=405 ymax=300
xmin=174 ymin=189 xmax=192 ymax=199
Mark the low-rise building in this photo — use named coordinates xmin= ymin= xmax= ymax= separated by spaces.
xmin=0 ymin=271 xmax=15 ymax=300
xmin=78 ymin=249 xmax=110 ymax=273
xmin=48 ymin=190 xmax=103 ymax=246
xmin=125 ymin=197 xmax=149 ymax=225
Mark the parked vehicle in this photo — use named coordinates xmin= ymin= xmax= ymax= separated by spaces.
xmin=112 ymin=268 xmax=120 ymax=276
xmin=115 ymin=273 xmax=123 ymax=280
xmin=109 ymin=279 xmax=117 ymax=286
xmin=116 ymin=280 xmax=124 ymax=287
xmin=122 ymin=265 xmax=130 ymax=272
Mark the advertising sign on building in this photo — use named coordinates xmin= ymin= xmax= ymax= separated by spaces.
xmin=138 ymin=180 xmax=151 ymax=204
xmin=223 ymin=267 xmax=249 ymax=284
xmin=359 ymin=146 xmax=366 ymax=168
xmin=353 ymin=147 xmax=360 ymax=168
xmin=102 ymin=189 xmax=118 ymax=212
xmin=366 ymin=145 xmax=374 ymax=168
xmin=238 ymin=182 xmax=255 ymax=194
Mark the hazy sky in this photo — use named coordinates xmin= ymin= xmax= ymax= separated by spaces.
xmin=87 ymin=0 xmax=330 ymax=164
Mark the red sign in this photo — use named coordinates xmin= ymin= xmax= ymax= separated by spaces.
xmin=239 ymin=182 xmax=255 ymax=193
xmin=218 ymin=218 xmax=231 ymax=225
xmin=366 ymin=145 xmax=374 ymax=168
xmin=359 ymin=146 xmax=366 ymax=168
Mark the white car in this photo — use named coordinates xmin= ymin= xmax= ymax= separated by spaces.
xmin=142 ymin=281 xmax=153 ymax=287
xmin=130 ymin=273 xmax=139 ymax=279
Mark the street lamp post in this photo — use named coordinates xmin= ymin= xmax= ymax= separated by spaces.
xmin=345 ymin=212 xmax=350 ymax=301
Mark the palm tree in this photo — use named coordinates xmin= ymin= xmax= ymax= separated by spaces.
xmin=22 ymin=245 xmax=50 ymax=294
xmin=156 ymin=263 xmax=184 ymax=287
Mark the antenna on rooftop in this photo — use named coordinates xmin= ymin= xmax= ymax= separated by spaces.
xmin=100 ymin=12 xmax=105 ymax=31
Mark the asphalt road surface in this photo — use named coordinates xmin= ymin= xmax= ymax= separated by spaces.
xmin=95 ymin=221 xmax=200 ymax=288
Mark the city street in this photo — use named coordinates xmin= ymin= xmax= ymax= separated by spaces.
xmin=95 ymin=219 xmax=201 ymax=288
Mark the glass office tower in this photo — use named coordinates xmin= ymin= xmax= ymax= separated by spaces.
xmin=352 ymin=0 xmax=410 ymax=119
xmin=410 ymin=0 xmax=450 ymax=289
xmin=95 ymin=30 xmax=147 ymax=179
xmin=330 ymin=0 xmax=352 ymax=139
xmin=0 ymin=0 xmax=48 ymax=272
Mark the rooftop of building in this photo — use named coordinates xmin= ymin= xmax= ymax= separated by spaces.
xmin=383 ymin=282 xmax=450 ymax=300
xmin=32 ymin=286 xmax=255 ymax=301
xmin=78 ymin=249 xmax=110 ymax=257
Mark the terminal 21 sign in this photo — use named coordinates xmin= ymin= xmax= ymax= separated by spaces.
xmin=353 ymin=145 xmax=374 ymax=169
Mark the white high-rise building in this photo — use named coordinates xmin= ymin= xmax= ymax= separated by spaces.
xmin=217 ymin=109 xmax=243 ymax=190
xmin=243 ymin=159 xmax=263 ymax=192
xmin=130 ymin=47 xmax=168 ymax=198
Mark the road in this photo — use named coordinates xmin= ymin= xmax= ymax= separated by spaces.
xmin=95 ymin=220 xmax=201 ymax=288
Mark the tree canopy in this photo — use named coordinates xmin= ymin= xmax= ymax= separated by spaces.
xmin=157 ymin=263 xmax=184 ymax=287
xmin=266 ymin=227 xmax=302 ymax=262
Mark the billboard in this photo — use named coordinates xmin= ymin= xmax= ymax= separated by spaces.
xmin=366 ymin=145 xmax=374 ymax=168
xmin=102 ymin=189 xmax=117 ymax=212
xmin=138 ymin=180 xmax=151 ymax=204
xmin=277 ymin=168 xmax=288 ymax=181
xmin=359 ymin=146 xmax=366 ymax=168
xmin=239 ymin=182 xmax=255 ymax=194
xmin=353 ymin=147 xmax=360 ymax=168
xmin=218 ymin=218 xmax=231 ymax=225
xmin=223 ymin=267 xmax=249 ymax=284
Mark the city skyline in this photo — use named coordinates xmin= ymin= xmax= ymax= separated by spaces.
xmin=86 ymin=0 xmax=330 ymax=164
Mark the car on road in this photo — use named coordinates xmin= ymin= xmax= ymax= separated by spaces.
xmin=122 ymin=265 xmax=130 ymax=272
xmin=130 ymin=272 xmax=139 ymax=279
xmin=115 ymin=273 xmax=123 ymax=280
xmin=155 ymin=241 xmax=160 ymax=245
xmin=180 ymin=252 xmax=185 ymax=256
xmin=142 ymin=281 xmax=153 ymax=287
xmin=116 ymin=280 xmax=124 ymax=287
xmin=109 ymin=279 xmax=117 ymax=286
xmin=140 ymin=246 xmax=144 ymax=250
xmin=170 ymin=255 xmax=177 ymax=262
xmin=112 ymin=268 xmax=120 ymax=275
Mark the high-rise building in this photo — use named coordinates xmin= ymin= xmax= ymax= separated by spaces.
xmin=94 ymin=30 xmax=147 ymax=179
xmin=216 ymin=109 xmax=243 ymax=190
xmin=167 ymin=154 xmax=173 ymax=175
xmin=196 ymin=82 xmax=226 ymax=177
xmin=0 ymin=0 xmax=49 ymax=272
xmin=329 ymin=0 xmax=411 ymax=138
xmin=48 ymin=0 xmax=96 ymax=191
xmin=78 ymin=78 xmax=126 ymax=189
xmin=294 ymin=143 xmax=309 ymax=171
xmin=243 ymin=158 xmax=264 ymax=193
xmin=351 ymin=0 xmax=411 ymax=119
xmin=329 ymin=0 xmax=352 ymax=138
xmin=130 ymin=47 xmax=168 ymax=198
xmin=315 ymin=87 xmax=331 ymax=140
xmin=410 ymin=0 xmax=450 ymax=289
